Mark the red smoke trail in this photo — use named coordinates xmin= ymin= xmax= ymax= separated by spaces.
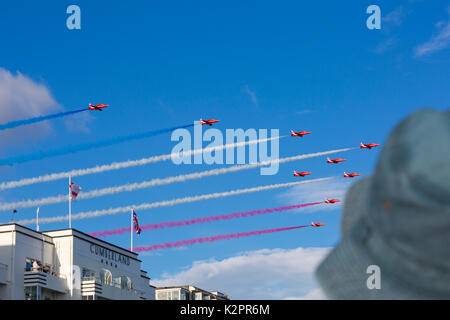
xmin=132 ymin=225 xmax=314 ymax=252
xmin=89 ymin=202 xmax=323 ymax=238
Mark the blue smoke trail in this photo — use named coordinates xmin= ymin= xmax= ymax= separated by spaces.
xmin=0 ymin=108 xmax=89 ymax=131
xmin=0 ymin=123 xmax=194 ymax=166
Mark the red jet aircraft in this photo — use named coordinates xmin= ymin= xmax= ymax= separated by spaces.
xmin=89 ymin=103 xmax=109 ymax=111
xmin=291 ymin=130 xmax=311 ymax=137
xmin=327 ymin=157 xmax=346 ymax=164
xmin=325 ymin=198 xmax=341 ymax=204
xmin=311 ymin=222 xmax=326 ymax=227
xmin=344 ymin=172 xmax=361 ymax=178
xmin=200 ymin=118 xmax=220 ymax=126
xmin=293 ymin=171 xmax=311 ymax=177
xmin=360 ymin=142 xmax=380 ymax=149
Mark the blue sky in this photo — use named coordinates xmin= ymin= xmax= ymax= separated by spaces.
xmin=0 ymin=0 xmax=449 ymax=299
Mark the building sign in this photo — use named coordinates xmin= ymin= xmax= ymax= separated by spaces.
xmin=90 ymin=244 xmax=130 ymax=266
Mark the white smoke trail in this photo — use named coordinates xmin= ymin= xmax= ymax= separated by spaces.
xmin=16 ymin=177 xmax=337 ymax=225
xmin=0 ymin=148 xmax=354 ymax=211
xmin=0 ymin=135 xmax=285 ymax=190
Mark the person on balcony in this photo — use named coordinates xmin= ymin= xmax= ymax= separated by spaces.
xmin=42 ymin=265 xmax=50 ymax=273
xmin=32 ymin=259 xmax=41 ymax=272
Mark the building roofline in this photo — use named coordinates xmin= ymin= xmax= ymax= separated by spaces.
xmin=0 ymin=223 xmax=140 ymax=261
xmin=155 ymin=285 xmax=226 ymax=296
xmin=0 ymin=223 xmax=54 ymax=243
xmin=0 ymin=222 xmax=41 ymax=234
xmin=43 ymin=227 xmax=140 ymax=260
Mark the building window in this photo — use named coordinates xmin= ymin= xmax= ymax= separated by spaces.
xmin=194 ymin=292 xmax=202 ymax=300
xmin=170 ymin=290 xmax=180 ymax=300
xmin=156 ymin=289 xmax=181 ymax=300
xmin=157 ymin=291 xmax=168 ymax=300
xmin=113 ymin=276 xmax=121 ymax=288
xmin=24 ymin=286 xmax=40 ymax=300
xmin=124 ymin=276 xmax=132 ymax=291
xmin=100 ymin=269 xmax=113 ymax=286
xmin=82 ymin=268 xmax=96 ymax=280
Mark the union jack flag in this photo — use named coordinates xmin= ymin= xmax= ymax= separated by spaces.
xmin=132 ymin=209 xmax=142 ymax=235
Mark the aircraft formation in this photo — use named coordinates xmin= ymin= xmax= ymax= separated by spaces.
xmin=2 ymin=103 xmax=381 ymax=248
xmin=87 ymin=107 xmax=379 ymax=225
xmin=200 ymin=119 xmax=378 ymax=205
xmin=289 ymin=127 xmax=378 ymax=203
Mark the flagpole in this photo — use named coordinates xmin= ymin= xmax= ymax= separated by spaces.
xmin=130 ymin=209 xmax=133 ymax=252
xmin=69 ymin=176 xmax=72 ymax=229
xmin=36 ymin=207 xmax=40 ymax=232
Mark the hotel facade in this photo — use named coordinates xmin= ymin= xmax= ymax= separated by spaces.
xmin=0 ymin=223 xmax=155 ymax=300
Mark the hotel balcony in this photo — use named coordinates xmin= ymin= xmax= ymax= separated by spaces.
xmin=81 ymin=277 xmax=102 ymax=297
xmin=0 ymin=263 xmax=7 ymax=285
xmin=23 ymin=270 xmax=67 ymax=294
xmin=81 ymin=276 xmax=146 ymax=300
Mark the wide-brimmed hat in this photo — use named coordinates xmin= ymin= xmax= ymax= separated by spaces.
xmin=315 ymin=108 xmax=450 ymax=299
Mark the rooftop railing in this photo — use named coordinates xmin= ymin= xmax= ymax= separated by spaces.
xmin=24 ymin=267 xmax=66 ymax=280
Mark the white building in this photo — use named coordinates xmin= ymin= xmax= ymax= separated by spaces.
xmin=0 ymin=223 xmax=155 ymax=300
xmin=156 ymin=285 xmax=229 ymax=300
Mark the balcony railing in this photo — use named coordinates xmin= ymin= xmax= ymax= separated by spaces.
xmin=25 ymin=267 xmax=66 ymax=279
xmin=24 ymin=269 xmax=67 ymax=294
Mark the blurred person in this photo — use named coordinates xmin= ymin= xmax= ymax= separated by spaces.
xmin=315 ymin=108 xmax=450 ymax=299
xmin=32 ymin=259 xmax=40 ymax=272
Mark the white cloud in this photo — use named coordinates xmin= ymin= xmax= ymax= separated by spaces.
xmin=151 ymin=246 xmax=331 ymax=300
xmin=0 ymin=67 xmax=61 ymax=150
xmin=278 ymin=178 xmax=353 ymax=213
xmin=414 ymin=22 xmax=450 ymax=57
xmin=242 ymin=85 xmax=258 ymax=106
xmin=414 ymin=8 xmax=450 ymax=57
xmin=284 ymin=288 xmax=326 ymax=300
xmin=382 ymin=6 xmax=406 ymax=29
xmin=374 ymin=6 xmax=408 ymax=54
xmin=375 ymin=37 xmax=398 ymax=54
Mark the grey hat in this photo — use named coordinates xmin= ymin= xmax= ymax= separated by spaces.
xmin=315 ymin=108 xmax=450 ymax=299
